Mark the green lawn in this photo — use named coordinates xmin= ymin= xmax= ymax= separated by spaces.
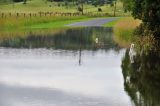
xmin=103 ymin=17 xmax=123 ymax=27
xmin=28 ymin=17 xmax=94 ymax=29
xmin=0 ymin=15 xmax=94 ymax=31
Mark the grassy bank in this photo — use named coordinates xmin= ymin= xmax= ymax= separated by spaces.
xmin=103 ymin=17 xmax=122 ymax=27
xmin=112 ymin=17 xmax=141 ymax=47
xmin=0 ymin=16 xmax=93 ymax=30
xmin=0 ymin=28 xmax=70 ymax=40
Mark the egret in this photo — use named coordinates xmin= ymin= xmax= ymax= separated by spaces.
xmin=129 ymin=43 xmax=136 ymax=63
xmin=95 ymin=38 xmax=98 ymax=44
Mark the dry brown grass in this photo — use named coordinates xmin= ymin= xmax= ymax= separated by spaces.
xmin=113 ymin=17 xmax=141 ymax=47
xmin=0 ymin=28 xmax=68 ymax=40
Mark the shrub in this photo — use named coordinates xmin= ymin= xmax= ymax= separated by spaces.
xmin=98 ymin=8 xmax=102 ymax=12
xmin=78 ymin=7 xmax=83 ymax=12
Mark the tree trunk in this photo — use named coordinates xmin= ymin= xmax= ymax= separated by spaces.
xmin=113 ymin=1 xmax=117 ymax=17
xmin=81 ymin=3 xmax=84 ymax=15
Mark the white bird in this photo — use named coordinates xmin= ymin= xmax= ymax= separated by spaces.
xmin=129 ymin=43 xmax=136 ymax=63
xmin=126 ymin=76 xmax=130 ymax=84
xmin=95 ymin=38 xmax=99 ymax=44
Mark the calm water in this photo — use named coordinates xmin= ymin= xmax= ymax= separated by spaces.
xmin=0 ymin=27 xmax=159 ymax=106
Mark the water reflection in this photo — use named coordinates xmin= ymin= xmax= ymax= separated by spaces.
xmin=122 ymin=42 xmax=160 ymax=106
xmin=0 ymin=27 xmax=132 ymax=106
xmin=0 ymin=27 xmax=120 ymax=66
xmin=0 ymin=27 xmax=119 ymax=50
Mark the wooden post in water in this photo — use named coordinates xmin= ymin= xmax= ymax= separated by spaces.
xmin=79 ymin=33 xmax=82 ymax=65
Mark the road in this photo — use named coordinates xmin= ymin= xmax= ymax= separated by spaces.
xmin=66 ymin=17 xmax=118 ymax=27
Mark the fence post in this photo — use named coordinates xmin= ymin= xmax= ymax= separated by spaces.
xmin=39 ymin=12 xmax=42 ymax=17
xmin=16 ymin=13 xmax=19 ymax=17
xmin=2 ymin=13 xmax=4 ymax=18
xmin=9 ymin=13 xmax=11 ymax=17
xmin=29 ymin=13 xmax=31 ymax=18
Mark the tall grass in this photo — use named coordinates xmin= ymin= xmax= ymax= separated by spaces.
xmin=0 ymin=28 xmax=68 ymax=40
xmin=0 ymin=15 xmax=90 ymax=30
xmin=113 ymin=17 xmax=141 ymax=47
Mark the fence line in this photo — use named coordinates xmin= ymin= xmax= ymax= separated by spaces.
xmin=0 ymin=12 xmax=110 ymax=18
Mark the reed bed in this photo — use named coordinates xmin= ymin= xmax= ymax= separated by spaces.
xmin=0 ymin=28 xmax=68 ymax=40
xmin=113 ymin=17 xmax=141 ymax=47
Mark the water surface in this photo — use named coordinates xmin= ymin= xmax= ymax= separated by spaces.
xmin=0 ymin=27 xmax=133 ymax=106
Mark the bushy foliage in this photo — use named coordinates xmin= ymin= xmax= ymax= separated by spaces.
xmin=121 ymin=0 xmax=160 ymax=37
xmin=98 ymin=8 xmax=102 ymax=12
xmin=77 ymin=6 xmax=83 ymax=12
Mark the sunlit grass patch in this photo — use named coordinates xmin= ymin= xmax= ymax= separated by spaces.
xmin=113 ymin=17 xmax=141 ymax=47
xmin=103 ymin=17 xmax=122 ymax=27
xmin=0 ymin=28 xmax=68 ymax=40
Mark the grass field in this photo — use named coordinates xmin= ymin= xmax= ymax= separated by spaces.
xmin=0 ymin=16 xmax=94 ymax=30
xmin=0 ymin=0 xmax=130 ymax=17
xmin=0 ymin=0 xmax=132 ymax=38
xmin=0 ymin=0 xmax=131 ymax=31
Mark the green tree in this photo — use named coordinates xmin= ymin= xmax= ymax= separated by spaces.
xmin=121 ymin=0 xmax=160 ymax=37
xmin=78 ymin=0 xmax=85 ymax=15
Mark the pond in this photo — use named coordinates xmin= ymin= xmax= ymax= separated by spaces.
xmin=0 ymin=27 xmax=159 ymax=106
